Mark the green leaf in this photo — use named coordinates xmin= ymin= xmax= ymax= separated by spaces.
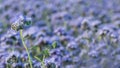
xmin=29 ymin=45 xmax=38 ymax=50
xmin=52 ymin=41 xmax=57 ymax=48
xmin=42 ymin=48 xmax=50 ymax=56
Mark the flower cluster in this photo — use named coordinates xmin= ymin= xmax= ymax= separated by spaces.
xmin=11 ymin=15 xmax=32 ymax=31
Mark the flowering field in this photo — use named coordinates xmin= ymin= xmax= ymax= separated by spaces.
xmin=0 ymin=0 xmax=120 ymax=68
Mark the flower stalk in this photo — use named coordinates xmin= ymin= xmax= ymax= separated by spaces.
xmin=20 ymin=29 xmax=33 ymax=68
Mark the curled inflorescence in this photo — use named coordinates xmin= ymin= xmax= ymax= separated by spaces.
xmin=11 ymin=15 xmax=32 ymax=31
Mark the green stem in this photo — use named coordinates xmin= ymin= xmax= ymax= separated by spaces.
xmin=20 ymin=30 xmax=33 ymax=68
xmin=34 ymin=55 xmax=46 ymax=68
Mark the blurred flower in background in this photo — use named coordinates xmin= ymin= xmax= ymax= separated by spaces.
xmin=0 ymin=0 xmax=120 ymax=68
